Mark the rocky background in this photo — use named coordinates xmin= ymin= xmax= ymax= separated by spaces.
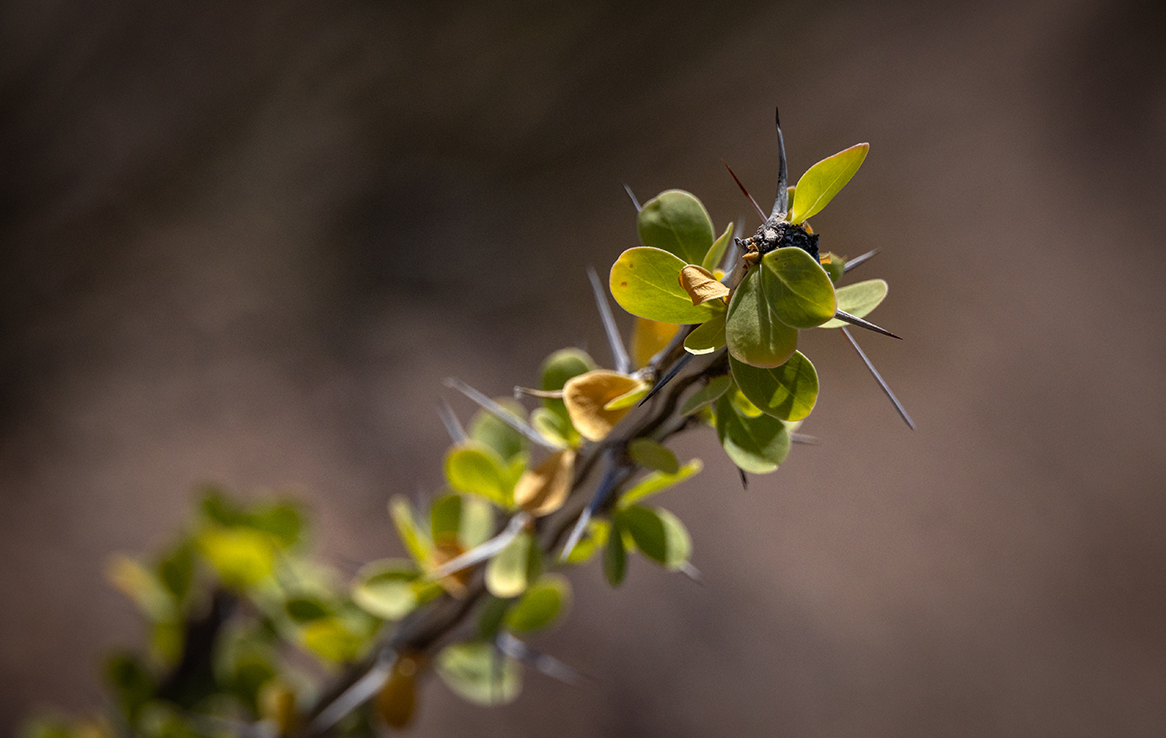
xmin=3 ymin=0 xmax=1165 ymax=735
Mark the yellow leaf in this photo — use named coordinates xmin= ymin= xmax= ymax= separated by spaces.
xmin=563 ymin=371 xmax=645 ymax=441
xmin=631 ymin=318 xmax=680 ymax=368
xmin=513 ymin=449 xmax=576 ymax=516
xmin=678 ymin=265 xmax=730 ymax=306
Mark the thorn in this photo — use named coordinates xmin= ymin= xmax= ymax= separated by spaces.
xmin=638 ymin=353 xmax=695 ymax=407
xmin=790 ymin=432 xmax=819 ymax=445
xmin=678 ymin=561 xmax=703 ymax=584
xmin=833 ymin=309 xmax=902 ymax=339
xmin=771 ymin=106 xmax=789 ymax=220
xmin=623 ymin=184 xmax=642 ymax=212
xmin=496 ymin=633 xmax=584 ymax=686
xmin=309 ymin=652 xmax=395 ymax=735
xmin=444 ymin=378 xmax=560 ymax=449
xmin=840 ymin=327 xmax=915 ymax=429
xmin=427 ymin=514 xmax=528 ymax=580
xmin=561 ymin=453 xmax=627 ymax=561
xmin=738 ymin=467 xmax=748 ymax=489
xmin=437 ymin=399 xmax=467 ymax=445
xmin=722 ymin=160 xmax=766 ymax=220
xmin=843 ymin=249 xmax=879 ymax=272
xmin=587 ymin=266 xmax=631 ymax=374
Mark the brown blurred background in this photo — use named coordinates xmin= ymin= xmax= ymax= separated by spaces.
xmin=3 ymin=0 xmax=1165 ymax=735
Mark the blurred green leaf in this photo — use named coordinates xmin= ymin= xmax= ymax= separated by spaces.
xmin=389 ymin=497 xmax=433 ymax=565
xmin=198 ymin=528 xmax=276 ymax=588
xmin=469 ymin=400 xmax=529 ymax=462
xmin=610 ymin=247 xmax=724 ymax=325
xmin=105 ymin=652 xmax=154 ymax=720
xmin=679 ymin=375 xmax=732 ymax=416
xmin=725 ymin=268 xmax=798 ymax=368
xmin=683 ymin=310 xmax=727 ymax=355
xmin=459 ymin=495 xmax=496 ymax=549
xmin=504 ymin=575 xmax=570 ymax=633
xmin=563 ymin=519 xmax=609 ymax=565
xmin=701 ymin=222 xmax=734 ymax=272
xmin=730 ymin=352 xmax=819 ymax=421
xmin=155 ymin=542 xmax=195 ymax=606
xmin=106 ymin=555 xmax=176 ymax=621
xmin=248 ymin=502 xmax=305 ymax=549
xmin=485 ymin=531 xmax=533 ymax=598
xmin=436 ymin=642 xmax=521 ymax=706
xmin=627 ymin=438 xmax=679 ymax=474
xmin=759 ymin=247 xmax=837 ymax=329
xmin=637 ymin=190 xmax=715 ymax=264
xmin=300 ymin=617 xmax=363 ymax=663
xmin=603 ymin=520 xmax=627 ymax=587
xmin=714 ymin=395 xmax=791 ymax=474
xmin=430 ymin=494 xmax=462 ymax=544
xmin=477 ymin=595 xmax=511 ymax=641
xmin=618 ymin=459 xmax=703 ymax=508
xmin=540 ymin=348 xmax=595 ymax=430
xmin=285 ymin=597 xmax=332 ymax=623
xmin=789 ymin=143 xmax=869 ymax=224
xmin=819 ymin=279 xmax=888 ymax=328
xmin=616 ymin=506 xmax=691 ymax=569
xmin=444 ymin=442 xmax=513 ymax=508
xmin=352 ymin=560 xmax=419 ymax=621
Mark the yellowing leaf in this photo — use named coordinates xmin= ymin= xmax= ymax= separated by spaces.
xmin=678 ymin=265 xmax=730 ymax=306
xmin=563 ymin=371 xmax=646 ymax=441
xmin=377 ymin=656 xmax=419 ymax=728
xmin=631 ymin=318 xmax=680 ymax=369
xmin=513 ymin=449 xmax=576 ymax=517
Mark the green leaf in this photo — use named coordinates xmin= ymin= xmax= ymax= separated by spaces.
xmin=627 ymin=438 xmax=679 ymax=474
xmin=389 ymin=497 xmax=433 ymax=565
xmin=469 ymin=400 xmax=528 ymax=462
xmin=352 ymin=560 xmax=420 ymax=621
xmin=155 ymin=542 xmax=195 ymax=606
xmin=616 ymin=506 xmax=691 ymax=569
xmin=610 ymin=247 xmax=724 ymax=325
xmin=504 ymin=575 xmax=570 ymax=633
xmin=430 ymin=493 xmax=462 ymax=544
xmin=285 ymin=597 xmax=331 ymax=623
xmin=683 ymin=310 xmax=726 ymax=355
xmin=459 ymin=495 xmax=496 ymax=548
xmin=437 ymin=642 xmax=522 ymax=706
xmin=540 ymin=348 xmax=595 ymax=429
xmin=476 ymin=595 xmax=510 ymax=641
xmin=714 ymin=395 xmax=792 ymax=474
xmin=819 ymin=279 xmax=888 ymax=328
xmin=730 ymin=352 xmax=819 ymax=422
xmin=563 ymin=518 xmax=609 ymax=564
xmin=444 ymin=442 xmax=513 ymax=508
xmin=300 ymin=618 xmax=364 ymax=663
xmin=725 ymin=268 xmax=799 ymax=368
xmin=603 ymin=520 xmax=627 ymax=587
xmin=106 ymin=555 xmax=175 ymax=621
xmin=248 ymin=502 xmax=305 ymax=549
xmin=602 ymin=382 xmax=651 ymax=411
xmin=637 ymin=190 xmax=715 ymax=264
xmin=759 ymin=247 xmax=837 ymax=328
xmin=618 ymin=459 xmax=703 ymax=508
xmin=728 ymin=385 xmax=764 ymax=418
xmin=701 ymin=222 xmax=734 ymax=272
xmin=198 ymin=527 xmax=276 ymax=588
xmin=530 ymin=406 xmax=575 ymax=448
xmin=679 ymin=375 xmax=732 ymax=416
xmin=485 ymin=531 xmax=533 ymax=598
xmin=789 ymin=143 xmax=869 ymax=224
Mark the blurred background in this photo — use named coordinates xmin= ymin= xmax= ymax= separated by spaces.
xmin=3 ymin=0 xmax=1165 ymax=735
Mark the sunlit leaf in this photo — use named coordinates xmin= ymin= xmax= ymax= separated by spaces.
xmin=444 ymin=442 xmax=513 ymax=508
xmin=300 ymin=618 xmax=363 ymax=663
xmin=389 ymin=496 xmax=433 ymax=565
xmin=504 ymin=575 xmax=570 ymax=633
xmin=530 ymin=406 xmax=576 ymax=448
xmin=637 ymin=189 xmax=715 ymax=264
xmin=679 ymin=376 xmax=732 ymax=416
xmin=683 ymin=310 xmax=726 ymax=355
xmin=459 ymin=495 xmax=496 ymax=548
xmin=714 ymin=395 xmax=791 ymax=474
xmin=352 ymin=560 xmax=420 ymax=620
xmin=618 ymin=459 xmax=702 ymax=508
xmin=513 ymin=449 xmax=575 ymax=517
xmin=615 ymin=506 xmax=691 ymax=569
xmin=631 ymin=318 xmax=680 ymax=369
xmin=759 ymin=247 xmax=837 ymax=328
xmin=198 ymin=528 xmax=276 ymax=588
xmin=678 ymin=265 xmax=730 ymax=306
xmin=610 ymin=247 xmax=724 ymax=325
xmin=468 ymin=400 xmax=528 ymax=462
xmin=819 ymin=279 xmax=888 ymax=328
xmin=485 ymin=531 xmax=534 ymax=598
xmin=701 ymin=222 xmax=735 ymax=272
xmin=627 ymin=438 xmax=679 ymax=474
xmin=602 ymin=380 xmax=651 ymax=411
xmin=563 ymin=370 xmax=646 ymax=441
xmin=725 ymin=268 xmax=798 ymax=368
xmin=789 ymin=143 xmax=869 ymax=224
xmin=430 ymin=493 xmax=463 ymax=544
xmin=437 ymin=642 xmax=521 ymax=706
xmin=730 ymin=352 xmax=819 ymax=422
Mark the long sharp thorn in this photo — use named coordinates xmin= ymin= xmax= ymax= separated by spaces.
xmin=833 ymin=309 xmax=902 ymax=339
xmin=497 ymin=633 xmax=584 ymax=685
xmin=840 ymin=327 xmax=916 ymax=429
xmin=638 ymin=353 xmax=694 ymax=407
xmin=561 ymin=454 xmax=625 ymax=561
xmin=309 ymin=652 xmax=395 ymax=735
xmin=623 ymin=183 xmax=642 ymax=212
xmin=427 ymin=513 xmax=529 ymax=580
xmin=843 ymin=248 xmax=879 ymax=272
xmin=437 ymin=399 xmax=467 ymax=445
xmin=790 ymin=433 xmax=819 ymax=445
xmin=722 ymin=160 xmax=766 ymax=220
xmin=738 ymin=467 xmax=748 ymax=489
xmin=587 ymin=266 xmax=631 ymax=374
xmin=771 ymin=107 xmax=789 ymax=219
xmin=444 ymin=378 xmax=559 ymax=449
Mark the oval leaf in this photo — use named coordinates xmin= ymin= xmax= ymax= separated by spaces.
xmin=353 ymin=560 xmax=420 ymax=621
xmin=468 ymin=400 xmax=528 ymax=462
xmin=714 ymin=395 xmax=792 ymax=474
xmin=819 ymin=279 xmax=888 ymax=328
xmin=789 ymin=143 xmax=869 ymax=224
xmin=637 ymin=190 xmax=715 ymax=265
xmin=627 ymin=438 xmax=679 ymax=474
xmin=678 ymin=265 xmax=730 ymax=306
xmin=679 ymin=375 xmax=732 ymax=416
xmin=504 ymin=575 xmax=570 ymax=633
xmin=616 ymin=505 xmax=691 ymax=569
xmin=725 ymin=268 xmax=799 ymax=368
xmin=759 ymin=247 xmax=837 ymax=328
xmin=389 ymin=497 xmax=432 ymax=565
xmin=485 ymin=531 xmax=533 ymax=598
xmin=729 ymin=352 xmax=819 ymax=422
xmin=618 ymin=459 xmax=703 ymax=508
xmin=437 ymin=642 xmax=522 ymax=706
xmin=563 ymin=370 xmax=644 ymax=441
xmin=683 ymin=310 xmax=726 ymax=355
xmin=444 ymin=443 xmax=512 ymax=508
xmin=701 ymin=222 xmax=735 ymax=272
xmin=610 ymin=247 xmax=724 ymax=325
xmin=513 ymin=449 xmax=575 ymax=517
